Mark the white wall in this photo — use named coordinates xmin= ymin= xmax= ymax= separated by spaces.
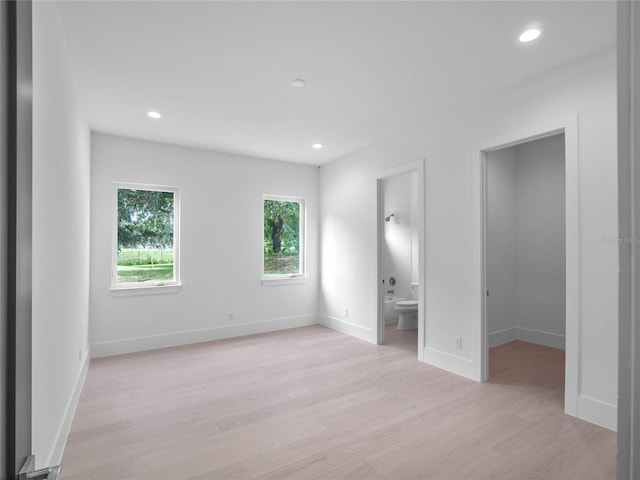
xmin=410 ymin=172 xmax=419 ymax=284
xmin=383 ymin=173 xmax=412 ymax=300
xmin=90 ymin=134 xmax=319 ymax=356
xmin=515 ymin=135 xmax=566 ymax=345
xmin=487 ymin=135 xmax=566 ymax=349
xmin=32 ymin=0 xmax=91 ymax=468
xmin=486 ymin=146 xmax=517 ymax=340
xmin=319 ymin=48 xmax=618 ymax=429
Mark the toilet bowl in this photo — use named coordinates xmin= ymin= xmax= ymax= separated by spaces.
xmin=394 ymin=300 xmax=418 ymax=330
xmin=394 ymin=282 xmax=419 ymax=330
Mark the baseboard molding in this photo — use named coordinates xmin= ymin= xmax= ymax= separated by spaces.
xmin=91 ymin=314 xmax=318 ymax=357
xmin=48 ymin=347 xmax=91 ymax=467
xmin=488 ymin=327 xmax=518 ymax=347
xmin=517 ymin=327 xmax=565 ymax=350
xmin=422 ymin=347 xmax=478 ymax=381
xmin=576 ymin=394 xmax=617 ymax=431
xmin=318 ymin=315 xmax=376 ymax=344
xmin=489 ymin=327 xmax=565 ymax=350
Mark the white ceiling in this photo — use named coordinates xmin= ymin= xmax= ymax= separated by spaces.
xmin=57 ymin=1 xmax=616 ymax=166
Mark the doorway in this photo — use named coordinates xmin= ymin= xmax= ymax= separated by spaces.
xmin=485 ymin=134 xmax=566 ymax=390
xmin=376 ymin=160 xmax=425 ymax=361
xmin=472 ymin=115 xmax=580 ymax=417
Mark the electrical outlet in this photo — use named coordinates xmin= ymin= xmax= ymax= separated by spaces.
xmin=344 ymin=309 xmax=349 ymax=318
xmin=227 ymin=313 xmax=234 ymax=321
xmin=455 ymin=337 xmax=462 ymax=349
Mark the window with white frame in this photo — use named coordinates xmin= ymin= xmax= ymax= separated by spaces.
xmin=112 ymin=183 xmax=180 ymax=289
xmin=263 ymin=195 xmax=305 ymax=278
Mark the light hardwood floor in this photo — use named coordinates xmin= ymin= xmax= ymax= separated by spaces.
xmin=61 ymin=325 xmax=616 ymax=479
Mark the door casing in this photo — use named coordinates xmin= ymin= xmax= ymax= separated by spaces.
xmin=471 ymin=115 xmax=579 ymax=418
xmin=3 ymin=1 xmax=33 ymax=478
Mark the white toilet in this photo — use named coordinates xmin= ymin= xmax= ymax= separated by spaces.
xmin=394 ymin=282 xmax=419 ymax=330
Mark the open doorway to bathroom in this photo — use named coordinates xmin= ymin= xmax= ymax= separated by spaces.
xmin=484 ymin=133 xmax=567 ymax=409
xmin=376 ymin=161 xmax=425 ymax=360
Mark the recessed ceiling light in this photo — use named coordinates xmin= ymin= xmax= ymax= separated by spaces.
xmin=291 ymin=79 xmax=306 ymax=88
xmin=312 ymin=143 xmax=323 ymax=149
xmin=519 ymin=28 xmax=542 ymax=43
xmin=147 ymin=111 xmax=162 ymax=119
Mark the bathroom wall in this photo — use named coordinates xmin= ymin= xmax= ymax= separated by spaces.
xmin=382 ymin=173 xmax=414 ymax=300
xmin=487 ymin=134 xmax=566 ymax=349
xmin=90 ymin=133 xmax=319 ymax=356
xmin=318 ymin=48 xmax=617 ymax=429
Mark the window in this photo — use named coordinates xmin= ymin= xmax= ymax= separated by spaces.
xmin=263 ymin=195 xmax=305 ymax=279
xmin=112 ymin=183 xmax=180 ymax=289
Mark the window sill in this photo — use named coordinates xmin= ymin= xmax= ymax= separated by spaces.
xmin=261 ymin=276 xmax=308 ymax=286
xmin=110 ymin=283 xmax=182 ymax=296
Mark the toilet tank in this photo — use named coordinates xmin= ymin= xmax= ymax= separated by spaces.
xmin=409 ymin=282 xmax=419 ymax=300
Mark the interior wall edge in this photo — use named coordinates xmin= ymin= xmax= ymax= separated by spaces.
xmin=45 ymin=349 xmax=90 ymax=468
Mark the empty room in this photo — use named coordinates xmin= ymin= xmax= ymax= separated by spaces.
xmin=3 ymin=0 xmax=638 ymax=479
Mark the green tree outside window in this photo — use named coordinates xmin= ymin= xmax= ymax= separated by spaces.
xmin=263 ymin=198 xmax=302 ymax=276
xmin=117 ymin=188 xmax=175 ymax=284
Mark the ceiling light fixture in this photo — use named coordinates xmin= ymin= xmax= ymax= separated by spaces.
xmin=312 ymin=143 xmax=323 ymax=149
xmin=147 ymin=111 xmax=162 ymax=119
xmin=291 ymin=79 xmax=306 ymax=88
xmin=519 ymin=28 xmax=542 ymax=43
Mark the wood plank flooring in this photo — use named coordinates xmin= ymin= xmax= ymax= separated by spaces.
xmin=60 ymin=325 xmax=616 ymax=479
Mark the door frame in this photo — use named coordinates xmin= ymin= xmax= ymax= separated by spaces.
xmin=376 ymin=159 xmax=426 ymax=362
xmin=617 ymin=0 xmax=639 ymax=476
xmin=2 ymin=0 xmax=33 ymax=478
xmin=471 ymin=115 xmax=579 ymax=417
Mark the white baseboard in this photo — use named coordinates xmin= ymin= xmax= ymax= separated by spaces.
xmin=422 ymin=347 xmax=478 ymax=381
xmin=48 ymin=347 xmax=90 ymax=467
xmin=517 ymin=327 xmax=565 ymax=350
xmin=318 ymin=315 xmax=376 ymax=344
xmin=488 ymin=327 xmax=518 ymax=347
xmin=91 ymin=314 xmax=318 ymax=357
xmin=488 ymin=327 xmax=565 ymax=350
xmin=576 ymin=394 xmax=617 ymax=431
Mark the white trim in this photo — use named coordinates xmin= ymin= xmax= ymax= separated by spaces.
xmin=47 ymin=347 xmax=90 ymax=467
xmin=472 ymin=114 xmax=580 ymax=420
xmin=516 ymin=327 xmax=565 ymax=350
xmin=617 ymin=1 xmax=639 ymax=474
xmin=261 ymin=276 xmax=308 ymax=286
xmin=111 ymin=182 xmax=180 ymax=291
xmin=488 ymin=327 xmax=565 ymax=350
xmin=91 ymin=314 xmax=317 ymax=357
xmin=110 ymin=283 xmax=182 ymax=296
xmin=319 ymin=315 xmax=376 ymax=344
xmin=375 ymin=160 xmax=426 ymax=362
xmin=577 ymin=394 xmax=618 ymax=432
xmin=422 ymin=346 xmax=477 ymax=380
xmin=488 ymin=327 xmax=518 ymax=347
